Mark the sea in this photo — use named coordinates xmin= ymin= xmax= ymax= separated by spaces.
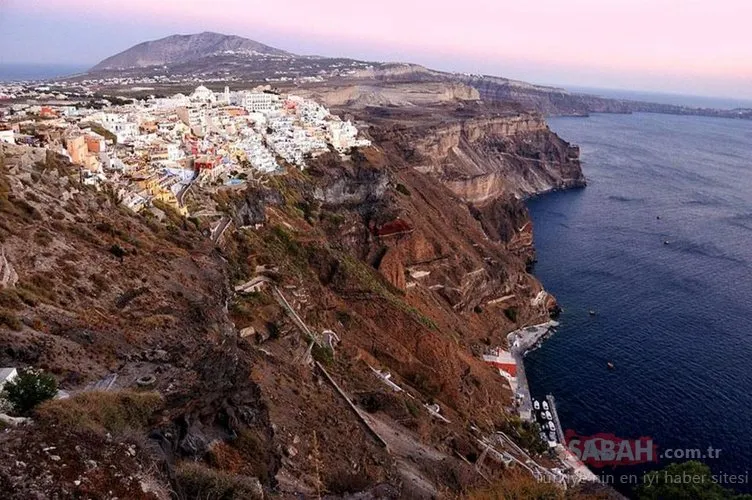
xmin=0 ymin=64 xmax=88 ymax=82
xmin=525 ymin=111 xmax=752 ymax=494
xmin=566 ymin=86 xmax=752 ymax=110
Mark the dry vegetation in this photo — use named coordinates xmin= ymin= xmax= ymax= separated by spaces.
xmin=35 ymin=391 xmax=163 ymax=436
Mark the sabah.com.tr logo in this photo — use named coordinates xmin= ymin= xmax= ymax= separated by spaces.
xmin=565 ymin=431 xmax=656 ymax=467
xmin=564 ymin=431 xmax=722 ymax=467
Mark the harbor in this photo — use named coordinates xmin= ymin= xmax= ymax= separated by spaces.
xmin=508 ymin=320 xmax=558 ymax=421
xmin=483 ymin=320 xmax=601 ymax=485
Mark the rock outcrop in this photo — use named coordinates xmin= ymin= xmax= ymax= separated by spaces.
xmin=384 ymin=113 xmax=585 ymax=199
xmin=0 ymin=247 xmax=18 ymax=289
xmin=297 ymin=81 xmax=480 ymax=109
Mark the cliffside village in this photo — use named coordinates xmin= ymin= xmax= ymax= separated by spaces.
xmin=0 ymin=82 xmax=370 ymax=216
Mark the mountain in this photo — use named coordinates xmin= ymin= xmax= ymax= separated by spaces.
xmin=85 ymin=33 xmax=752 ymax=119
xmin=90 ymin=32 xmax=293 ymax=71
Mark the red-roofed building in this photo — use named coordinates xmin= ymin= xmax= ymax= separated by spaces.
xmin=482 ymin=349 xmax=518 ymax=378
xmin=39 ymin=106 xmax=59 ymax=119
xmin=195 ymin=155 xmax=221 ymax=170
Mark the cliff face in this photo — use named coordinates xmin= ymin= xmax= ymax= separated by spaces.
xmin=0 ymin=103 xmax=587 ymax=498
xmin=406 ymin=114 xmax=584 ymax=199
xmin=457 ymin=75 xmax=631 ymax=116
xmin=363 ymin=106 xmax=584 ymax=260
xmin=295 ymin=81 xmax=480 ymax=109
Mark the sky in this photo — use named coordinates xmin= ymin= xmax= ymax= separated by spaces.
xmin=1 ymin=0 xmax=751 ymax=99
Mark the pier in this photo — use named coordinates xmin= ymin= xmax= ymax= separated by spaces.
xmin=507 ymin=321 xmax=558 ymax=421
xmin=546 ymin=394 xmax=566 ymax=444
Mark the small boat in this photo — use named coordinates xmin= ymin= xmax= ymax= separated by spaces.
xmin=607 ymin=361 xmax=615 ymax=370
xmin=548 ymin=422 xmax=555 ymax=431
xmin=545 ymin=411 xmax=553 ymax=421
xmin=533 ymin=400 xmax=540 ymax=410
xmin=664 ymin=240 xmax=671 ymax=245
xmin=589 ymin=310 xmax=596 ymax=316
xmin=542 ymin=401 xmax=549 ymax=411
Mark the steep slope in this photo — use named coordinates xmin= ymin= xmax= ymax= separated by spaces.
xmin=355 ymin=103 xmax=585 ymax=247
xmin=91 ymin=32 xmax=292 ymax=71
xmin=0 ymin=111 xmax=604 ymax=498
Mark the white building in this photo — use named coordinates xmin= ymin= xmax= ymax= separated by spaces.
xmin=91 ymin=112 xmax=138 ymax=143
xmin=177 ymin=106 xmax=207 ymax=136
xmin=0 ymin=130 xmax=15 ymax=145
xmin=241 ymin=92 xmax=279 ymax=113
xmin=190 ymin=85 xmax=216 ymax=103
xmin=0 ymin=368 xmax=17 ymax=391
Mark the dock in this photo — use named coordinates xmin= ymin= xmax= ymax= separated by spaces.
xmin=508 ymin=321 xmax=558 ymax=421
xmin=546 ymin=394 xmax=566 ymax=445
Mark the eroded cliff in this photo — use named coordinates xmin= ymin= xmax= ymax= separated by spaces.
xmin=0 ymin=101 xmax=593 ymax=499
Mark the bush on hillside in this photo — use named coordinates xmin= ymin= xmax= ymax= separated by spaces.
xmin=176 ymin=462 xmax=263 ymax=500
xmin=35 ymin=390 xmax=163 ymax=435
xmin=637 ymin=461 xmax=752 ymax=500
xmin=3 ymin=367 xmax=58 ymax=415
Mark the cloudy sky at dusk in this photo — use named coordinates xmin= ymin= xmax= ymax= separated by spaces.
xmin=1 ymin=0 xmax=751 ymax=98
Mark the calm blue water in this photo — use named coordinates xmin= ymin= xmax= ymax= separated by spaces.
xmin=526 ymin=113 xmax=752 ymax=493
xmin=566 ymin=86 xmax=752 ymax=110
xmin=0 ymin=64 xmax=87 ymax=82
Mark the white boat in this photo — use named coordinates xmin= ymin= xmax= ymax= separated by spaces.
xmin=533 ymin=400 xmax=540 ymax=410
xmin=545 ymin=411 xmax=553 ymax=420
xmin=542 ymin=401 xmax=549 ymax=411
xmin=548 ymin=422 xmax=555 ymax=431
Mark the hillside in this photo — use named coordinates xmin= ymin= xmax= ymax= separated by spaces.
xmin=91 ymin=32 xmax=293 ymax=71
xmin=83 ymin=33 xmax=752 ymax=119
xmin=0 ymin=103 xmax=618 ymax=498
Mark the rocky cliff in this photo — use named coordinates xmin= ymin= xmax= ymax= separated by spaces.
xmin=295 ymin=81 xmax=480 ymax=109
xmin=407 ymin=114 xmax=584 ymax=199
xmin=361 ymin=104 xmax=584 ymax=253
xmin=0 ymin=104 xmax=599 ymax=498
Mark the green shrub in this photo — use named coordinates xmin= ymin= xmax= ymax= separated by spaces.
xmin=311 ymin=343 xmax=334 ymax=366
xmin=335 ymin=310 xmax=352 ymax=326
xmin=504 ymin=307 xmax=518 ymax=323
xmin=0 ymin=289 xmax=23 ymax=310
xmin=395 ymin=183 xmax=411 ymax=196
xmin=109 ymin=244 xmax=126 ymax=262
xmin=636 ymin=461 xmax=748 ymax=500
xmin=3 ymin=368 xmax=58 ymax=415
xmin=502 ymin=416 xmax=548 ymax=456
xmin=405 ymin=400 xmax=420 ymax=418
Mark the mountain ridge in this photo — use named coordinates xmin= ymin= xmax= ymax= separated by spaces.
xmin=85 ymin=32 xmax=752 ymax=120
xmin=91 ymin=32 xmax=293 ymax=71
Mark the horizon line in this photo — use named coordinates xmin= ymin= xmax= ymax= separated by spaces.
xmin=2 ymin=60 xmax=752 ymax=105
